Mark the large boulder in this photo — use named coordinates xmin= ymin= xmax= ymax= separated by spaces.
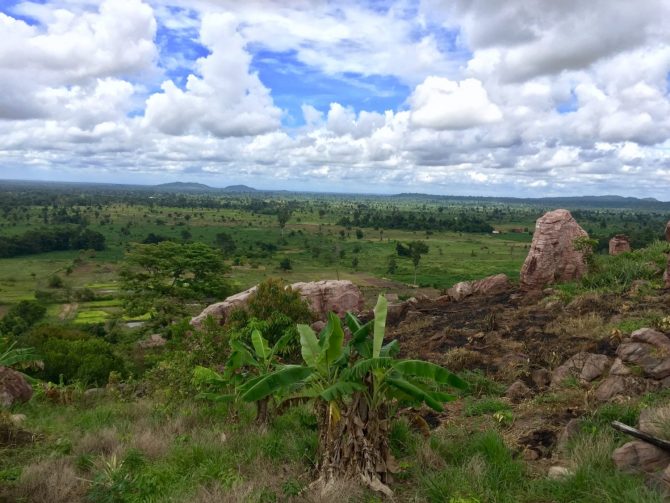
xmin=191 ymin=280 xmax=364 ymax=328
xmin=665 ymin=221 xmax=670 ymax=288
xmin=0 ymin=366 xmax=33 ymax=408
xmin=191 ymin=286 xmax=258 ymax=328
xmin=608 ymin=235 xmax=631 ymax=255
xmin=447 ymin=273 xmax=512 ymax=301
xmin=520 ymin=209 xmax=589 ymax=290
xmin=291 ymin=280 xmax=365 ymax=318
xmin=665 ymin=220 xmax=670 ymax=242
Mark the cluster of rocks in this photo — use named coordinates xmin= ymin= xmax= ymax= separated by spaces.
xmin=192 ymin=280 xmax=364 ymax=328
xmin=506 ymin=328 xmax=670 ymax=404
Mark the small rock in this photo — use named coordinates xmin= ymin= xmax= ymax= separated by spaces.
xmin=531 ymin=368 xmax=552 ymax=388
xmin=617 ymin=339 xmax=670 ymax=380
xmin=9 ymin=413 xmax=27 ymax=426
xmin=310 ymin=320 xmax=326 ymax=333
xmin=631 ymin=328 xmax=670 ymax=350
xmin=137 ymin=334 xmax=167 ymax=349
xmin=219 ymin=432 xmax=227 ymax=443
xmin=595 ymin=375 xmax=629 ymax=401
xmin=522 ymin=448 xmax=540 ymax=461
xmin=506 ymin=380 xmax=532 ymax=402
xmin=551 ymin=352 xmax=611 ymax=386
xmin=548 ymin=466 xmax=572 ymax=480
xmin=609 ymin=358 xmax=631 ymax=376
xmin=557 ymin=418 xmax=582 ymax=451
xmin=84 ymin=388 xmax=106 ymax=398
xmin=612 ymin=441 xmax=670 ymax=473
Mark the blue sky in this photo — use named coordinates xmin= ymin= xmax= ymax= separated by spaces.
xmin=0 ymin=0 xmax=669 ymax=197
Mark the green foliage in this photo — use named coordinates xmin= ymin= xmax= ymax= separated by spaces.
xmin=225 ymin=278 xmax=313 ymax=353
xmin=21 ymin=324 xmax=124 ymax=385
xmin=234 ymin=294 xmax=466 ymax=413
xmin=0 ymin=300 xmax=46 ymax=336
xmin=119 ymin=241 xmax=230 ymax=325
xmin=0 ymin=338 xmax=40 ymax=369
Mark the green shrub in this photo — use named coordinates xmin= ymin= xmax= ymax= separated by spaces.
xmin=0 ymin=300 xmax=46 ymax=336
xmin=225 ymin=278 xmax=313 ymax=356
xmin=22 ymin=325 xmax=125 ymax=385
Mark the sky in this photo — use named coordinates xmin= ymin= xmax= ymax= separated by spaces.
xmin=0 ymin=0 xmax=670 ymax=198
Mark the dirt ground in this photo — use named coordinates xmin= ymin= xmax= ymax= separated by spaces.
xmin=385 ymin=286 xmax=670 ymax=465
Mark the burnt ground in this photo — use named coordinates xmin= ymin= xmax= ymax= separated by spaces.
xmin=384 ymin=287 xmax=670 ymax=466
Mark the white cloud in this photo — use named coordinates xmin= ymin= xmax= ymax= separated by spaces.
xmin=1 ymin=0 xmax=670 ymax=197
xmin=409 ymin=77 xmax=502 ymax=130
xmin=142 ymin=12 xmax=281 ymax=137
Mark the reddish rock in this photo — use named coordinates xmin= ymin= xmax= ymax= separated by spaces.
xmin=631 ymin=328 xmax=670 ymax=350
xmin=447 ymin=273 xmax=512 ymax=301
xmin=191 ymin=286 xmax=258 ymax=328
xmin=520 ymin=209 xmax=589 ymax=290
xmin=137 ymin=334 xmax=167 ymax=349
xmin=192 ymin=280 xmax=364 ymax=328
xmin=609 ymin=235 xmax=631 ymax=255
xmin=506 ymin=380 xmax=532 ymax=402
xmin=612 ymin=441 xmax=670 ymax=473
xmin=531 ymin=368 xmax=552 ymax=389
xmin=0 ymin=366 xmax=33 ymax=408
xmin=617 ymin=335 xmax=670 ymax=380
xmin=595 ymin=375 xmax=630 ymax=401
xmin=551 ymin=352 xmax=611 ymax=386
xmin=609 ymin=358 xmax=631 ymax=376
xmin=292 ymin=280 xmax=364 ymax=318
xmin=665 ymin=220 xmax=670 ymax=242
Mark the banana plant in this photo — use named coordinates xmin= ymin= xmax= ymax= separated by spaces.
xmin=193 ymin=327 xmax=295 ymax=424
xmin=237 ymin=295 xmax=467 ymax=496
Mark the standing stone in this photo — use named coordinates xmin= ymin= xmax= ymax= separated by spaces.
xmin=609 ymin=235 xmax=631 ymax=255
xmin=520 ymin=209 xmax=589 ymax=290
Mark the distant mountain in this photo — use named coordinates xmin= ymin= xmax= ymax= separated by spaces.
xmin=153 ymin=182 xmax=215 ymax=193
xmin=221 ymin=184 xmax=257 ymax=193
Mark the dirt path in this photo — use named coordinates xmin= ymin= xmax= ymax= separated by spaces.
xmin=59 ymin=303 xmax=78 ymax=320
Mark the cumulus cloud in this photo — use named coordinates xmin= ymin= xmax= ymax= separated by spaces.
xmin=142 ymin=12 xmax=281 ymax=137
xmin=1 ymin=0 xmax=670 ymax=197
xmin=409 ymin=77 xmax=502 ymax=130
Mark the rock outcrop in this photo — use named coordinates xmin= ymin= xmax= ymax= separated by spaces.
xmin=0 ymin=366 xmax=33 ymax=408
xmin=191 ymin=286 xmax=258 ymax=328
xmin=192 ymin=280 xmax=364 ymax=328
xmin=290 ymin=280 xmax=365 ymax=319
xmin=520 ymin=209 xmax=589 ymax=290
xmin=665 ymin=221 xmax=670 ymax=288
xmin=608 ymin=235 xmax=631 ymax=255
xmin=447 ymin=273 xmax=512 ymax=301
